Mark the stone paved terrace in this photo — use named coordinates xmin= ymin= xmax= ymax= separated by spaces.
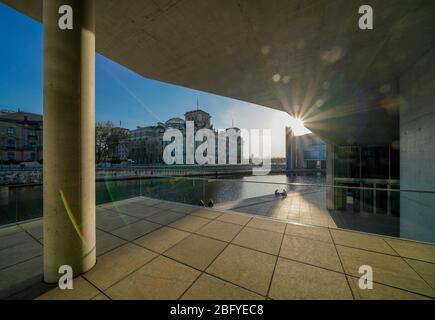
xmin=215 ymin=187 xmax=336 ymax=228
xmin=0 ymin=197 xmax=434 ymax=300
xmin=216 ymin=187 xmax=400 ymax=237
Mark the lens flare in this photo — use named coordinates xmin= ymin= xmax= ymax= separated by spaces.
xmin=288 ymin=117 xmax=311 ymax=136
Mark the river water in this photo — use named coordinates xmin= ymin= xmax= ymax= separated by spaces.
xmin=0 ymin=174 xmax=325 ymax=226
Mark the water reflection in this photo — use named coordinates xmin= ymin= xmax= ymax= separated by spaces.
xmin=0 ymin=174 xmax=324 ymax=226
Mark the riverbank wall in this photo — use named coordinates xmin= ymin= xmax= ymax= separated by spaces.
xmin=0 ymin=164 xmax=307 ymax=186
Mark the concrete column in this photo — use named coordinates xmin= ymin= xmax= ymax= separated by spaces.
xmin=400 ymin=49 xmax=435 ymax=243
xmin=373 ymin=183 xmax=377 ymax=214
xmin=43 ymin=0 xmax=96 ymax=283
xmin=326 ymin=143 xmax=335 ymax=210
xmin=285 ymin=127 xmax=294 ymax=170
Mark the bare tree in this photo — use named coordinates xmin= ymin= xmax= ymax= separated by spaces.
xmin=96 ymin=121 xmax=131 ymax=162
xmin=95 ymin=121 xmax=114 ymax=162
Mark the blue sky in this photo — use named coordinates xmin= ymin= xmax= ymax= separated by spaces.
xmin=0 ymin=3 xmax=299 ymax=157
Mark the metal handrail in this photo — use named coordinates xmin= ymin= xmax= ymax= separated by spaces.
xmin=139 ymin=175 xmax=435 ymax=195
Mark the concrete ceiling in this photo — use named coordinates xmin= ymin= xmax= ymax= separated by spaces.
xmin=2 ymin=0 xmax=435 ymax=145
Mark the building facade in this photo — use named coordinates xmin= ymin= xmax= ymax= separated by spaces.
xmin=286 ymin=127 xmax=326 ymax=170
xmin=185 ymin=109 xmax=212 ymax=130
xmin=129 ymin=124 xmax=166 ymax=164
xmin=0 ymin=107 xmax=242 ymax=166
xmin=107 ymin=127 xmax=130 ymax=162
xmin=0 ymin=110 xmax=43 ymax=164
xmin=129 ymin=109 xmax=242 ymax=165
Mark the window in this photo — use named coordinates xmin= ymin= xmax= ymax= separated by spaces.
xmin=361 ymin=146 xmax=389 ymax=179
xmin=7 ymin=127 xmax=14 ymax=135
xmin=7 ymin=152 xmax=15 ymax=160
xmin=7 ymin=139 xmax=15 ymax=148
xmin=334 ymin=146 xmax=361 ymax=179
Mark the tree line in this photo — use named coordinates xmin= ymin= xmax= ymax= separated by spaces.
xmin=95 ymin=121 xmax=129 ymax=162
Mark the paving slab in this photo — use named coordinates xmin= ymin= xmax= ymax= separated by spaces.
xmin=36 ymin=277 xmax=100 ymax=300
xmin=96 ymin=210 xmax=139 ymax=232
xmin=0 ymin=230 xmax=36 ymax=251
xmin=280 ymin=235 xmax=343 ymax=272
xmin=0 ymin=255 xmax=43 ymax=299
xmin=83 ymin=243 xmax=157 ymax=290
xmin=165 ymin=234 xmax=226 ymax=270
xmin=285 ymin=223 xmax=332 ymax=243
xmin=331 ymin=229 xmax=397 ymax=255
xmin=347 ymin=276 xmax=430 ymax=300
xmin=233 ymin=227 xmax=283 ymax=255
xmin=269 ymin=258 xmax=353 ymax=300
xmin=337 ymin=245 xmax=435 ymax=297
xmin=110 ymin=220 xmax=161 ymax=241
xmin=108 ymin=203 xmax=153 ymax=216
xmin=0 ymin=225 xmax=22 ymax=238
xmin=169 ymin=215 xmax=211 ymax=232
xmin=196 ymin=220 xmax=242 ymax=242
xmin=146 ymin=211 xmax=185 ymax=225
xmin=96 ymin=229 xmax=127 ymax=256
xmin=384 ymin=238 xmax=435 ymax=263
xmin=105 ymin=256 xmax=200 ymax=300
xmin=207 ymin=244 xmax=276 ymax=295
xmin=112 ymin=205 xmax=163 ymax=219
xmin=181 ymin=274 xmax=265 ymax=300
xmin=246 ymin=218 xmax=286 ymax=233
xmin=19 ymin=220 xmax=43 ymax=240
xmin=154 ymin=202 xmax=181 ymax=210
xmin=405 ymin=259 xmax=435 ymax=290
xmin=169 ymin=205 xmax=198 ymax=214
xmin=134 ymin=227 xmax=190 ymax=253
xmin=0 ymin=237 xmax=42 ymax=270
xmin=217 ymin=213 xmax=251 ymax=226
xmin=92 ymin=293 xmax=110 ymax=300
xmin=190 ymin=209 xmax=223 ymax=220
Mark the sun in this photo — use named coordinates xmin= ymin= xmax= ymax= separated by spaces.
xmin=288 ymin=117 xmax=311 ymax=136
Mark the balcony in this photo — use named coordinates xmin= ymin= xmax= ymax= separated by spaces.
xmin=1 ymin=196 xmax=434 ymax=300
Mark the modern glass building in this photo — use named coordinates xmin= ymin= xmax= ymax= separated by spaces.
xmin=286 ymin=128 xmax=326 ymax=170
